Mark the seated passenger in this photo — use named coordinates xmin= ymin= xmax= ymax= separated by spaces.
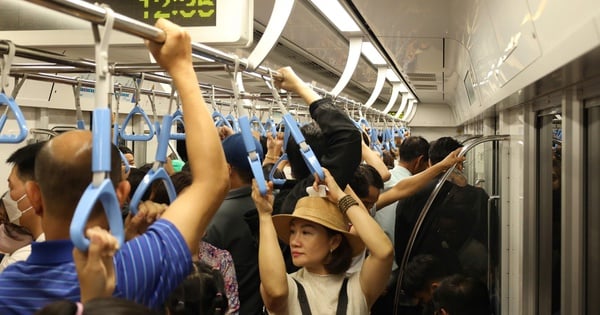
xmin=252 ymin=168 xmax=393 ymax=314
xmin=0 ymin=19 xmax=229 ymax=314
xmin=432 ymin=274 xmax=491 ymax=315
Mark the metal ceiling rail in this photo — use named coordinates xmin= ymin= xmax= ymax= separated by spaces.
xmin=12 ymin=73 xmax=234 ymax=100
xmin=17 ymin=0 xmax=401 ymax=125
xmin=9 ymin=62 xmax=225 ymax=74
xmin=24 ymin=0 xmax=274 ymax=76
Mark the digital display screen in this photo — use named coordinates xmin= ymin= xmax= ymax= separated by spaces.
xmin=84 ymin=0 xmax=217 ymax=27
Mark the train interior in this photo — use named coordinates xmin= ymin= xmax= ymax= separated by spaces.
xmin=0 ymin=0 xmax=599 ymax=314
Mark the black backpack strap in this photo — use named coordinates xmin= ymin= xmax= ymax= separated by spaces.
xmin=336 ymin=277 xmax=349 ymax=315
xmin=293 ymin=278 xmax=312 ymax=315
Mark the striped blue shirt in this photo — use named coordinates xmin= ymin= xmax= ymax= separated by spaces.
xmin=0 ymin=219 xmax=192 ymax=315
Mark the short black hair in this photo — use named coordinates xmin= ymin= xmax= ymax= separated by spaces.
xmin=399 ymin=136 xmax=429 ymax=163
xmin=433 ymin=274 xmax=491 ymax=315
xmin=402 ymin=254 xmax=448 ymax=298
xmin=6 ymin=142 xmax=46 ymax=181
xmin=349 ymin=164 xmax=384 ymax=199
xmin=428 ymin=137 xmax=462 ymax=165
xmin=118 ymin=145 xmax=133 ymax=155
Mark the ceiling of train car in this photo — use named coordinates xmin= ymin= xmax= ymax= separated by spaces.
xmin=4 ymin=0 xmax=458 ymax=115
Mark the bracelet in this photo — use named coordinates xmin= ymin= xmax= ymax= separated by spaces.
xmin=337 ymin=195 xmax=358 ymax=215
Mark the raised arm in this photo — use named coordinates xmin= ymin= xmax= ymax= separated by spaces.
xmin=251 ymin=180 xmax=289 ymax=313
xmin=361 ymin=140 xmax=391 ymax=182
xmin=317 ymin=169 xmax=393 ymax=308
xmin=275 ymin=67 xmax=361 ymax=190
xmin=146 ymin=19 xmax=229 ymax=251
xmin=376 ymin=148 xmax=465 ymax=209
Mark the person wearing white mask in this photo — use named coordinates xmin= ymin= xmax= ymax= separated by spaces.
xmin=0 ymin=142 xmax=46 ymax=271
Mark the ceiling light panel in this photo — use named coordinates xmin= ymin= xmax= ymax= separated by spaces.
xmin=308 ymin=0 xmax=360 ymax=33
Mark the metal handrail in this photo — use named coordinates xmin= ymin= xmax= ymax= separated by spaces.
xmin=394 ymin=134 xmax=510 ymax=314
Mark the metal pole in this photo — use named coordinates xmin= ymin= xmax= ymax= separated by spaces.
xmin=24 ymin=0 xmax=275 ymax=76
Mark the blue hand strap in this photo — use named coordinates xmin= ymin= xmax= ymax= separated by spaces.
xmin=269 ymin=153 xmax=288 ymax=187
xmin=119 ymin=150 xmax=130 ymax=174
xmin=282 ymin=113 xmax=324 ymax=180
xmin=213 ymin=111 xmax=232 ymax=129
xmin=264 ymin=118 xmax=277 ymax=136
xmin=170 ymin=109 xmax=186 ymax=140
xmin=357 ymin=117 xmax=370 ymax=130
xmin=120 ymin=106 xmax=155 ymax=141
xmin=0 ymin=94 xmax=28 ymax=143
xmin=71 ymin=109 xmax=123 ymax=251
xmin=250 ymin=116 xmax=266 ymax=137
xmin=128 ymin=115 xmax=177 ymax=215
xmin=70 ymin=179 xmax=124 ymax=251
xmin=225 ymin=114 xmax=240 ymax=132
xmin=369 ymin=127 xmax=379 ymax=149
xmin=76 ymin=120 xmax=86 ymax=130
xmin=128 ymin=168 xmax=176 ymax=215
xmin=238 ymin=116 xmax=267 ymax=195
xmin=387 ymin=129 xmax=396 ymax=149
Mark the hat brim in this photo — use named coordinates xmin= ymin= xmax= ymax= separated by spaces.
xmin=272 ymin=213 xmax=365 ymax=257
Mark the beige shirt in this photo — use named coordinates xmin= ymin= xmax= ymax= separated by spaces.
xmin=268 ymin=268 xmax=368 ymax=315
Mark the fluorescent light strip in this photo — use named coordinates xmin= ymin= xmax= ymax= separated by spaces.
xmin=361 ymin=42 xmax=386 ymax=65
xmin=308 ymin=0 xmax=360 ymax=33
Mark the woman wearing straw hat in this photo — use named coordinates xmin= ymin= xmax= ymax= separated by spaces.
xmin=251 ymin=168 xmax=393 ymax=315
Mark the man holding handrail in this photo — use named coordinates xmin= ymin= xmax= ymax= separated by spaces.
xmin=0 ymin=19 xmax=229 ymax=314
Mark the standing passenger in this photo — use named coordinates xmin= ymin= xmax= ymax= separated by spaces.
xmin=0 ymin=19 xmax=229 ymax=314
xmin=204 ymin=133 xmax=264 ymax=315
xmin=252 ymin=168 xmax=393 ymax=314
xmin=0 ymin=142 xmax=46 ymax=271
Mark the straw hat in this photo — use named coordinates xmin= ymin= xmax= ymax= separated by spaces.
xmin=272 ymin=196 xmax=364 ymax=256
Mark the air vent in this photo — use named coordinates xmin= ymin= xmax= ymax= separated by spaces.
xmin=413 ymin=84 xmax=439 ymax=90
xmin=407 ymin=73 xmax=437 ymax=82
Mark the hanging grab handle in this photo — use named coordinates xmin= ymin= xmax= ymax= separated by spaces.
xmin=73 ymin=78 xmax=85 ymax=130
xmin=170 ymin=109 xmax=186 ymax=140
xmin=120 ymin=106 xmax=155 ymax=141
xmin=213 ymin=111 xmax=232 ymax=129
xmin=70 ymin=7 xmax=123 ymax=251
xmin=265 ymin=71 xmax=324 ymax=181
xmin=128 ymin=114 xmax=177 ymax=215
xmin=282 ymin=113 xmax=324 ymax=180
xmin=264 ymin=118 xmax=277 ymax=136
xmin=250 ymin=115 xmax=266 ymax=137
xmin=225 ymin=114 xmax=240 ymax=132
xmin=239 ymin=116 xmax=267 ymax=195
xmin=0 ymin=94 xmax=28 ymax=143
xmin=71 ymin=109 xmax=124 ymax=250
xmin=269 ymin=153 xmax=288 ymax=187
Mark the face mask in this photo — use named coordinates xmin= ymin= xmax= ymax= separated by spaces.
xmin=2 ymin=193 xmax=33 ymax=225
xmin=0 ymin=223 xmax=33 ymax=254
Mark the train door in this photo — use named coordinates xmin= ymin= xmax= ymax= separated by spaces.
xmin=395 ymin=134 xmax=509 ymax=315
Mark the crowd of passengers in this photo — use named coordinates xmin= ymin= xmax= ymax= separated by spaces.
xmin=0 ymin=20 xmax=492 ymax=315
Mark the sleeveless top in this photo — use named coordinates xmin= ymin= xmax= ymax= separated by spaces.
xmin=267 ymin=268 xmax=368 ymax=315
